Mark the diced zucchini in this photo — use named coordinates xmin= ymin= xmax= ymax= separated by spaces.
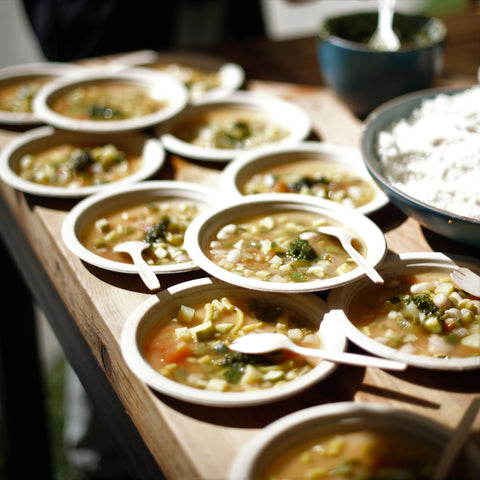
xmin=95 ymin=218 xmax=110 ymax=233
xmin=190 ymin=321 xmax=214 ymax=341
xmin=215 ymin=322 xmax=234 ymax=333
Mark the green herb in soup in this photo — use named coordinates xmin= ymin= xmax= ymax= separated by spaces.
xmin=143 ymin=297 xmax=322 ymax=392
xmin=242 ymin=159 xmax=377 ymax=209
xmin=0 ymin=77 xmax=50 ymax=113
xmin=174 ymin=108 xmax=289 ymax=150
xmin=207 ymin=211 xmax=361 ymax=283
xmin=81 ymin=201 xmax=201 ymax=266
xmin=262 ymin=429 xmax=449 ymax=480
xmin=349 ymin=272 xmax=480 ymax=358
xmin=17 ymin=143 xmax=141 ymax=188
xmin=51 ymin=83 xmax=166 ymax=121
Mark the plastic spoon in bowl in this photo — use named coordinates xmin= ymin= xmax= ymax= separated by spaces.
xmin=450 ymin=267 xmax=480 ymax=297
xmin=368 ymin=0 xmax=400 ymax=51
xmin=432 ymin=397 xmax=480 ymax=480
xmin=229 ymin=333 xmax=407 ymax=371
xmin=113 ymin=241 xmax=160 ymax=291
xmin=315 ymin=226 xmax=384 ymax=284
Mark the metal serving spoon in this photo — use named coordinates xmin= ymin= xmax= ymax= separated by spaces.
xmin=229 ymin=332 xmax=407 ymax=371
xmin=113 ymin=241 xmax=161 ymax=291
xmin=450 ymin=267 xmax=480 ymax=297
xmin=368 ymin=0 xmax=400 ymax=51
xmin=315 ymin=226 xmax=384 ymax=284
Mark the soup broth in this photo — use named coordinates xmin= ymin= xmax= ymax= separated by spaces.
xmin=241 ymin=159 xmax=377 ymax=209
xmin=143 ymin=296 xmax=322 ymax=392
xmin=261 ymin=428 xmax=447 ymax=480
xmin=207 ymin=211 xmax=361 ymax=283
xmin=51 ymin=82 xmax=166 ymax=121
xmin=173 ymin=107 xmax=289 ymax=150
xmin=348 ymin=271 xmax=480 ymax=358
xmin=0 ymin=77 xmax=50 ymax=113
xmin=82 ymin=200 xmax=202 ymax=266
xmin=16 ymin=143 xmax=141 ymax=188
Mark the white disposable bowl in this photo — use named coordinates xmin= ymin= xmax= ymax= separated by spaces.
xmin=33 ymin=68 xmax=188 ymax=133
xmin=229 ymin=401 xmax=480 ymax=479
xmin=0 ymin=125 xmax=165 ymax=197
xmin=157 ymin=91 xmax=312 ymax=162
xmin=0 ymin=61 xmax=83 ymax=125
xmin=185 ymin=193 xmax=387 ymax=293
xmin=219 ymin=141 xmax=388 ymax=215
xmin=121 ymin=276 xmax=346 ymax=407
xmin=62 ymin=180 xmax=220 ymax=275
xmin=328 ymin=251 xmax=480 ymax=370
xmin=109 ymin=50 xmax=245 ymax=103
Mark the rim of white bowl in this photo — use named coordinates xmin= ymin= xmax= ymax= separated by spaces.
xmin=61 ymin=180 xmax=221 ymax=274
xmin=0 ymin=125 xmax=165 ymax=197
xmin=0 ymin=62 xmax=84 ymax=125
xmin=219 ymin=141 xmax=389 ymax=215
xmin=327 ymin=251 xmax=480 ymax=370
xmin=120 ymin=276 xmax=346 ymax=407
xmin=32 ymin=68 xmax=188 ymax=133
xmin=229 ymin=400 xmax=480 ymax=479
xmin=156 ymin=91 xmax=312 ymax=162
xmin=184 ymin=193 xmax=387 ymax=293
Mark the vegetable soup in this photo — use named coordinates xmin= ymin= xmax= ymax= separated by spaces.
xmin=0 ymin=77 xmax=50 ymax=113
xmin=50 ymin=82 xmax=166 ymax=121
xmin=207 ymin=211 xmax=361 ymax=283
xmin=81 ymin=200 xmax=202 ymax=266
xmin=16 ymin=143 xmax=141 ymax=188
xmin=348 ymin=271 xmax=480 ymax=358
xmin=261 ymin=428 xmax=449 ymax=480
xmin=173 ymin=107 xmax=289 ymax=150
xmin=241 ymin=159 xmax=377 ymax=209
xmin=143 ymin=297 xmax=322 ymax=392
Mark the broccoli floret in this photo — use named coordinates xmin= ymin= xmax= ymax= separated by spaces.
xmin=286 ymin=237 xmax=318 ymax=261
xmin=144 ymin=217 xmax=170 ymax=244
xmin=288 ymin=175 xmax=328 ymax=193
xmin=408 ymin=293 xmax=440 ymax=318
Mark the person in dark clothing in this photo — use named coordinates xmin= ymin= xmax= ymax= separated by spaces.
xmin=21 ymin=0 xmax=265 ymax=62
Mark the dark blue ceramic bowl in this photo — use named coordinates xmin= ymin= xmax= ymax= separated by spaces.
xmin=317 ymin=12 xmax=447 ymax=118
xmin=361 ymin=87 xmax=480 ymax=248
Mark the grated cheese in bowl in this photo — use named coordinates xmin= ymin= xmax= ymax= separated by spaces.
xmin=376 ymin=86 xmax=480 ymax=220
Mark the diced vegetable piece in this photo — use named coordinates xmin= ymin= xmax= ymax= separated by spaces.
xmin=205 ymin=378 xmax=228 ymax=392
xmin=190 ymin=321 xmax=214 ymax=341
xmin=461 ymin=333 xmax=480 ymax=348
xmin=240 ymin=364 xmax=263 ymax=384
xmin=175 ymin=327 xmax=191 ymax=342
xmin=178 ymin=305 xmax=195 ymax=323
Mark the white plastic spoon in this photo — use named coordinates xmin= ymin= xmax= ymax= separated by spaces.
xmin=432 ymin=397 xmax=480 ymax=480
xmin=113 ymin=241 xmax=160 ymax=291
xmin=316 ymin=226 xmax=384 ymax=284
xmin=229 ymin=332 xmax=407 ymax=371
xmin=368 ymin=0 xmax=400 ymax=51
xmin=450 ymin=267 xmax=480 ymax=297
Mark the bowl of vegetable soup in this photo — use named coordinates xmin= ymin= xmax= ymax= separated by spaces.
xmin=121 ymin=276 xmax=346 ymax=406
xmin=229 ymin=401 xmax=480 ymax=480
xmin=184 ymin=194 xmax=387 ymax=293
xmin=0 ymin=125 xmax=165 ymax=197
xmin=156 ymin=91 xmax=311 ymax=162
xmin=219 ymin=141 xmax=388 ymax=215
xmin=328 ymin=252 xmax=480 ymax=370
xmin=62 ymin=180 xmax=220 ymax=276
xmin=33 ymin=67 xmax=188 ymax=133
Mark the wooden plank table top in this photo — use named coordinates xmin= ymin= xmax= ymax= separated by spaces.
xmin=1 ymin=7 xmax=480 ymax=479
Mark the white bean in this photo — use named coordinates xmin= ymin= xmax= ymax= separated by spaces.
xmin=410 ymin=282 xmax=435 ymax=294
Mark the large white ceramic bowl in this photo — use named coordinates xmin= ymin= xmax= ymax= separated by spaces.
xmin=229 ymin=401 xmax=480 ymax=479
xmin=121 ymin=276 xmax=346 ymax=407
xmin=0 ymin=125 xmax=165 ymax=197
xmin=0 ymin=62 xmax=83 ymax=125
xmin=328 ymin=252 xmax=480 ymax=370
xmin=62 ymin=180 xmax=220 ymax=275
xmin=33 ymin=68 xmax=188 ymax=133
xmin=156 ymin=91 xmax=312 ymax=162
xmin=219 ymin=141 xmax=388 ymax=215
xmin=185 ymin=193 xmax=387 ymax=293
xmin=109 ymin=50 xmax=245 ymax=103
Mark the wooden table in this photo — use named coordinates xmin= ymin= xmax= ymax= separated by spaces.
xmin=1 ymin=7 xmax=480 ymax=479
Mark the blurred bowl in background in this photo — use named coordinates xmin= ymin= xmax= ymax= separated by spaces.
xmin=317 ymin=12 xmax=447 ymax=118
